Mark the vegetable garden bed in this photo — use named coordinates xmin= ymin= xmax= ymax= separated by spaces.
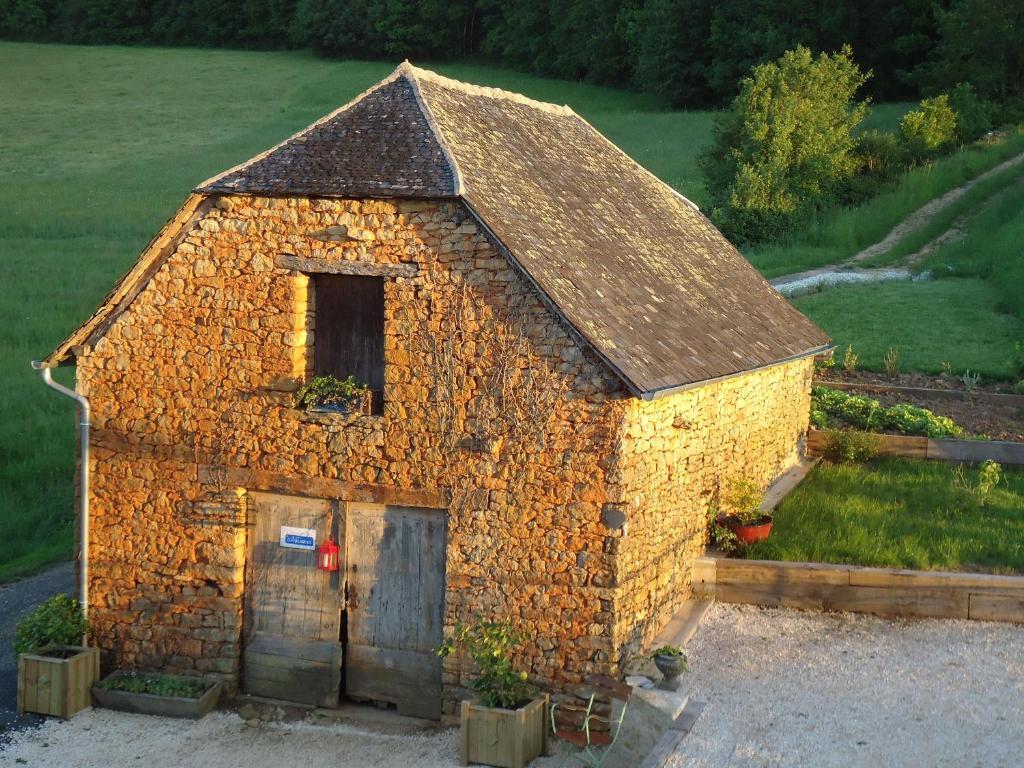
xmin=813 ymin=380 xmax=1024 ymax=442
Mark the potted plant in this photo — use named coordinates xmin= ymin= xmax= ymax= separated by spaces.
xmin=649 ymin=646 xmax=688 ymax=691
xmin=92 ymin=670 xmax=222 ymax=719
xmin=438 ymin=617 xmax=548 ymax=768
xmin=15 ymin=594 xmax=99 ymax=719
xmin=294 ymin=374 xmax=373 ymax=415
xmin=714 ymin=478 xmax=771 ymax=547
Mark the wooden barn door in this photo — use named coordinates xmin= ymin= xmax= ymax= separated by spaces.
xmin=344 ymin=503 xmax=447 ymax=719
xmin=244 ymin=493 xmax=343 ymax=707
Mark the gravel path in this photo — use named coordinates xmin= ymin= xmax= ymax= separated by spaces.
xmin=0 ymin=562 xmax=74 ymax=744
xmin=3 ymin=601 xmax=1021 ymax=766
xmin=669 ymin=603 xmax=1024 ymax=768
xmin=0 ymin=709 xmax=567 ymax=768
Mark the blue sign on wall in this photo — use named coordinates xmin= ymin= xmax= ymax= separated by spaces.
xmin=279 ymin=525 xmax=317 ymax=551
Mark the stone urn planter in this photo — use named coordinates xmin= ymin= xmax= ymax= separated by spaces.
xmin=649 ymin=646 xmax=688 ymax=692
xmin=92 ymin=671 xmax=222 ymax=719
xmin=17 ymin=644 xmax=100 ymax=719
xmin=459 ymin=695 xmax=549 ymax=768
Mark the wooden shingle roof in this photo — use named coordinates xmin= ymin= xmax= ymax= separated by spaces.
xmin=53 ymin=64 xmax=829 ymax=394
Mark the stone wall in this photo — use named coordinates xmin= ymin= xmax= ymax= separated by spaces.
xmin=608 ymin=358 xmax=815 ymax=664
xmin=75 ymin=194 xmax=628 ymax=708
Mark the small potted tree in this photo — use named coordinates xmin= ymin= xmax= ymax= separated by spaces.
xmin=15 ymin=594 xmax=99 ymax=719
xmin=294 ymin=374 xmax=373 ymax=415
xmin=714 ymin=478 xmax=771 ymax=547
xmin=439 ymin=617 xmax=548 ymax=768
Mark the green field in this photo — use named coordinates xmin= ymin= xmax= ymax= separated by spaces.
xmin=749 ymin=459 xmax=1024 ymax=574
xmin=745 ymin=129 xmax=1024 ymax=279
xmin=794 ymin=279 xmax=1024 ymax=378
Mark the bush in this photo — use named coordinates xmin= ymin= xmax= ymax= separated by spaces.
xmin=900 ymin=95 xmax=958 ymax=160
xmin=14 ymin=594 xmax=89 ymax=654
xmin=700 ymin=45 xmax=870 ymax=243
xmin=947 ymin=83 xmax=995 ymax=143
xmin=855 ymin=129 xmax=905 ymax=182
xmin=822 ymin=428 xmax=880 ymax=464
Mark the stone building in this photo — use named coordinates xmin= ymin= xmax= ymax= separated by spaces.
xmin=42 ymin=64 xmax=829 ymax=717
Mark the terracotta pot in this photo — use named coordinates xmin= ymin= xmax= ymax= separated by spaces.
xmin=727 ymin=517 xmax=773 ymax=545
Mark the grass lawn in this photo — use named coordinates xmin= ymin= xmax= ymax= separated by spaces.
xmin=746 ymin=129 xmax=1024 ymax=278
xmin=917 ymin=174 xmax=1024 ymax=324
xmin=793 ymin=278 xmax=1024 ymax=378
xmin=748 ymin=459 xmax=1024 ymax=574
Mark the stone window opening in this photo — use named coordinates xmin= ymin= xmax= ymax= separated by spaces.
xmin=311 ymin=274 xmax=385 ymax=415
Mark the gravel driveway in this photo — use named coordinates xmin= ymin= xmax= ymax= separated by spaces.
xmin=671 ymin=603 xmax=1024 ymax=768
xmin=2 ymin=601 xmax=1022 ymax=767
xmin=0 ymin=562 xmax=74 ymax=744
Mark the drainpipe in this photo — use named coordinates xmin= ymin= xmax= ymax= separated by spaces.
xmin=31 ymin=360 xmax=90 ymax=638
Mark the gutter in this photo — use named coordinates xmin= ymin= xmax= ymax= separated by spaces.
xmin=31 ymin=360 xmax=90 ymax=638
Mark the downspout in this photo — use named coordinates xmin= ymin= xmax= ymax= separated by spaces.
xmin=31 ymin=360 xmax=90 ymax=638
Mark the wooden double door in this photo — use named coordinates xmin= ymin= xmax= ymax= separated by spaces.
xmin=244 ymin=493 xmax=447 ymax=718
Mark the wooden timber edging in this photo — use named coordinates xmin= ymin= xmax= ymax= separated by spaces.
xmin=806 ymin=427 xmax=1024 ymax=465
xmin=813 ymin=379 xmax=1024 ymax=408
xmin=692 ymin=557 xmax=1024 ymax=624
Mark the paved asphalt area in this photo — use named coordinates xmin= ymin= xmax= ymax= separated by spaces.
xmin=0 ymin=562 xmax=74 ymax=745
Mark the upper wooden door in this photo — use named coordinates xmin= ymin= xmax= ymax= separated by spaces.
xmin=344 ymin=503 xmax=447 ymax=719
xmin=244 ymin=492 xmax=343 ymax=707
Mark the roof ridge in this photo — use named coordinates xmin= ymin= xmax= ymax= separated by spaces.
xmin=401 ymin=63 xmax=465 ymax=196
xmin=196 ymin=65 xmax=412 ymax=192
xmin=398 ymin=61 xmax=575 ymax=117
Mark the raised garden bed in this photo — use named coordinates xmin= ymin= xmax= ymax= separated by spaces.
xmin=744 ymin=458 xmax=1024 ymax=574
xmin=692 ymin=557 xmax=1024 ymax=623
xmin=814 ymin=380 xmax=1024 ymax=442
xmin=807 ymin=427 xmax=1024 ymax=465
xmin=92 ymin=671 xmax=222 ymax=719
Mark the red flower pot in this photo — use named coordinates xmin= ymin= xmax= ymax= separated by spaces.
xmin=726 ymin=517 xmax=773 ymax=545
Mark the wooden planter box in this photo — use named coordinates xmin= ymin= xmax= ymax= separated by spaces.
xmin=92 ymin=671 xmax=223 ymax=719
xmin=17 ymin=644 xmax=100 ymax=719
xmin=459 ymin=695 xmax=549 ymax=768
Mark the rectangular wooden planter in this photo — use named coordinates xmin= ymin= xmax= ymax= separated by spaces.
xmin=17 ymin=644 xmax=100 ymax=719
xmin=92 ymin=671 xmax=223 ymax=719
xmin=460 ymin=695 xmax=549 ymax=768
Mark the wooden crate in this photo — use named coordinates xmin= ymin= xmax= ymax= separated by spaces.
xmin=17 ymin=645 xmax=100 ymax=719
xmin=460 ymin=695 xmax=549 ymax=768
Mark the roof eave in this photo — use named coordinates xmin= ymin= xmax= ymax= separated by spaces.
xmin=639 ymin=344 xmax=835 ymax=401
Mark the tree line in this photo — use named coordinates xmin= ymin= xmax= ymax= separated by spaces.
xmin=1 ymin=0 xmax=1021 ymax=108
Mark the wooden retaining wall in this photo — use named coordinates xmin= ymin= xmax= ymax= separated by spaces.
xmin=806 ymin=427 xmax=1024 ymax=465
xmin=692 ymin=557 xmax=1024 ymax=623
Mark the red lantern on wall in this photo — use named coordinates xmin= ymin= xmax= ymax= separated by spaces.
xmin=317 ymin=536 xmax=340 ymax=572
